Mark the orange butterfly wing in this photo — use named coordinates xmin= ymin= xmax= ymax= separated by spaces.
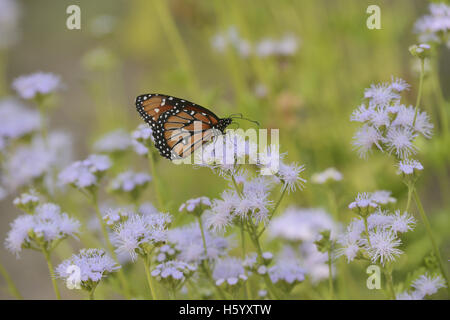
xmin=135 ymin=94 xmax=229 ymax=160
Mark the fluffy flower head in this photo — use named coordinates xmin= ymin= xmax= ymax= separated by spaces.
xmin=111 ymin=212 xmax=171 ymax=261
xmin=56 ymin=248 xmax=120 ymax=288
xmin=12 ymin=72 xmax=61 ymax=99
xmin=5 ymin=203 xmax=80 ymax=256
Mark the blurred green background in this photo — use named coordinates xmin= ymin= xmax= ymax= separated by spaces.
xmin=0 ymin=0 xmax=449 ymax=299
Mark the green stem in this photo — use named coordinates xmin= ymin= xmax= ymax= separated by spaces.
xmin=197 ymin=216 xmax=208 ymax=257
xmin=231 ymin=173 xmax=281 ymax=299
xmin=431 ymin=53 xmax=449 ymax=137
xmin=363 ymin=216 xmax=371 ymax=247
xmin=239 ymin=223 xmax=251 ymax=300
xmin=337 ymin=259 xmax=350 ymax=299
xmin=143 ymin=255 xmax=157 ymax=300
xmin=413 ymin=189 xmax=450 ymax=294
xmin=327 ymin=249 xmax=334 ymax=299
xmin=326 ymin=188 xmax=339 ymax=220
xmin=148 ymin=150 xmax=165 ymax=212
xmin=231 ymin=174 xmax=243 ymax=198
xmin=258 ymin=183 xmax=288 ymax=238
xmin=92 ymin=195 xmax=131 ymax=298
xmin=245 ymin=280 xmax=252 ymax=300
xmin=429 ymin=54 xmax=450 ymax=207
xmin=168 ymin=289 xmax=176 ymax=300
xmin=88 ymin=285 xmax=98 ymax=300
xmin=248 ymin=222 xmax=281 ymax=299
xmin=196 ymin=216 xmax=227 ymax=299
xmin=270 ymin=185 xmax=288 ymax=220
xmin=383 ymin=265 xmax=396 ymax=300
xmin=240 ymin=223 xmax=246 ymax=258
xmin=258 ymin=182 xmax=287 ymax=238
xmin=34 ymin=94 xmax=49 ymax=144
xmin=405 ymin=182 xmax=414 ymax=212
xmin=38 ymin=105 xmax=48 ymax=143
xmin=412 ymin=59 xmax=425 ymax=128
xmin=0 ymin=261 xmax=23 ymax=299
xmin=42 ymin=249 xmax=61 ymax=300
xmin=201 ymin=262 xmax=227 ymax=299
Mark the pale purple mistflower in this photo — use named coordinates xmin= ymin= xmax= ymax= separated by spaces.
xmin=269 ymin=207 xmax=337 ymax=242
xmin=414 ymin=3 xmax=450 ymax=46
xmin=13 ymin=189 xmax=40 ymax=213
xmin=411 ymin=273 xmax=446 ymax=296
xmin=351 ymin=78 xmax=433 ymax=160
xmin=167 ymin=222 xmax=230 ymax=263
xmin=276 ymin=162 xmax=306 ymax=193
xmin=213 ymin=257 xmax=247 ymax=286
xmin=0 ymin=98 xmax=41 ymax=140
xmin=397 ymin=159 xmax=424 ymax=175
xmin=178 ymin=196 xmax=211 ymax=213
xmin=348 ymin=192 xmax=378 ymax=211
xmin=268 ymin=259 xmax=305 ymax=286
xmin=5 ymin=202 xmax=80 ymax=256
xmin=352 ymin=124 xmax=383 ymax=158
xmin=102 ymin=206 xmax=132 ymax=226
xmin=131 ymin=124 xmax=154 ymax=156
xmin=2 ymin=132 xmax=72 ymax=191
xmin=111 ymin=212 xmax=171 ymax=261
xmin=204 ymin=190 xmax=238 ymax=233
xmin=58 ymin=154 xmax=111 ymax=189
xmin=390 ymin=76 xmax=411 ymax=92
xmin=396 ymin=290 xmax=425 ymax=300
xmin=94 ymin=129 xmax=132 ymax=153
xmin=56 ymin=248 xmax=120 ymax=288
xmin=385 ymin=126 xmax=418 ymax=159
xmin=311 ymin=167 xmax=343 ymax=184
xmin=389 ymin=210 xmax=416 ymax=234
xmin=364 ymin=82 xmax=400 ymax=107
xmin=151 ymin=260 xmax=197 ymax=285
xmin=12 ymin=72 xmax=61 ymax=99
xmin=397 ymin=273 xmax=446 ymax=300
xmin=336 ymin=236 xmax=360 ymax=263
xmin=364 ymin=229 xmax=403 ymax=265
xmin=109 ymin=171 xmax=151 ymax=193
xmin=370 ymin=190 xmax=396 ymax=205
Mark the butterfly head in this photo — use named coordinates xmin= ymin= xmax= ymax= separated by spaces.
xmin=216 ymin=118 xmax=232 ymax=133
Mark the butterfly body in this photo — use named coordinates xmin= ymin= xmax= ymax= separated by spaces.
xmin=135 ymin=93 xmax=231 ymax=160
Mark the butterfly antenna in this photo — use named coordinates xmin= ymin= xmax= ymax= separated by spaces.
xmin=231 ymin=116 xmax=260 ymax=127
xmin=229 ymin=113 xmax=260 ymax=127
xmin=230 ymin=121 xmax=240 ymax=130
xmin=242 ymin=117 xmax=260 ymax=127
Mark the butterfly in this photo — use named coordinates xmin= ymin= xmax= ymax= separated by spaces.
xmin=135 ymin=93 xmax=232 ymax=160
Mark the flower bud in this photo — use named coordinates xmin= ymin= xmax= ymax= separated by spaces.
xmin=409 ymin=43 xmax=431 ymax=59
